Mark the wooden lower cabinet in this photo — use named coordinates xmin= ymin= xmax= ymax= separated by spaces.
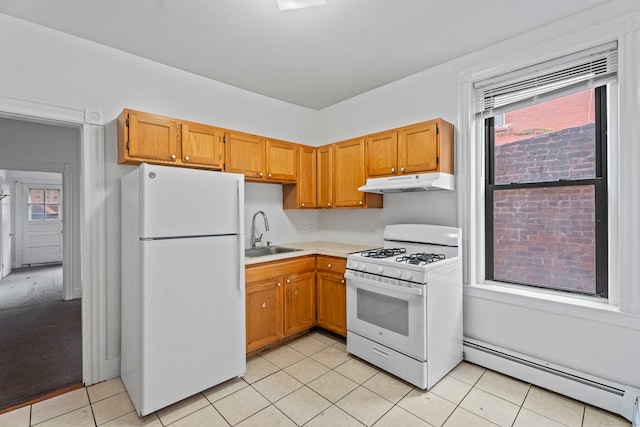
xmin=246 ymin=280 xmax=282 ymax=352
xmin=245 ymin=256 xmax=315 ymax=353
xmin=283 ymin=271 xmax=316 ymax=335
xmin=246 ymin=255 xmax=348 ymax=353
xmin=316 ymin=256 xmax=347 ymax=336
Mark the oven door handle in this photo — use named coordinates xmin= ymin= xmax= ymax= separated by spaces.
xmin=344 ymin=270 xmax=423 ymax=296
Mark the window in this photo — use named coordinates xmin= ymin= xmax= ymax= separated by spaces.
xmin=28 ymin=188 xmax=61 ymax=221
xmin=476 ymin=42 xmax=616 ymax=297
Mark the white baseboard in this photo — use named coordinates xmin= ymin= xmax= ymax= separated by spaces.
xmin=464 ymin=338 xmax=639 ymax=422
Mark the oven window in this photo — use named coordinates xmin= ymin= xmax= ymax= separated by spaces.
xmin=356 ymin=288 xmax=409 ymax=336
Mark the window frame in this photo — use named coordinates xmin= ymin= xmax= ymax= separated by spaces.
xmin=484 ymin=86 xmax=608 ymax=297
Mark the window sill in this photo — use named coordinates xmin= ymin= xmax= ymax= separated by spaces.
xmin=464 ymin=281 xmax=640 ymax=330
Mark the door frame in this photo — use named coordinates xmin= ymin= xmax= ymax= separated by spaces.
xmin=0 ymin=95 xmax=106 ymax=386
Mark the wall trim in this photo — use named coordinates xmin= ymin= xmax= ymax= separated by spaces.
xmin=0 ymin=94 xmax=106 ymax=386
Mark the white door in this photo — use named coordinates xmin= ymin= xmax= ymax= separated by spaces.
xmin=21 ymin=183 xmax=63 ymax=265
xmin=1 ymin=184 xmax=11 ymax=278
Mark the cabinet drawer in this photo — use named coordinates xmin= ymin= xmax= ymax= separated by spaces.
xmin=316 ymin=256 xmax=346 ymax=273
xmin=246 ymin=256 xmax=315 ymax=284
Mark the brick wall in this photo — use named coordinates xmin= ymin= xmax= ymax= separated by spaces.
xmin=492 ymin=123 xmax=597 ymax=293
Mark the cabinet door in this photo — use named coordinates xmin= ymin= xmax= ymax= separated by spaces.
xmin=366 ymin=130 xmax=398 ymax=177
xmin=181 ymin=122 xmax=224 ymax=170
xmin=225 ymin=131 xmax=265 ymax=179
xmin=294 ymin=145 xmax=317 ymax=208
xmin=398 ymin=121 xmax=439 ymax=174
xmin=334 ymin=138 xmax=366 ymax=208
xmin=317 ymin=145 xmax=333 ymax=208
xmin=266 ymin=139 xmax=297 ymax=182
xmin=246 ymin=280 xmax=282 ymax=352
xmin=283 ymin=271 xmax=316 ymax=336
xmin=125 ymin=110 xmax=181 ymax=164
xmin=316 ymin=272 xmax=346 ymax=336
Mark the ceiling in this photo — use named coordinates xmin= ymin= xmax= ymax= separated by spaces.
xmin=0 ymin=0 xmax=612 ymax=110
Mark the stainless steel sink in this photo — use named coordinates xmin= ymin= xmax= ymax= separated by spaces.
xmin=244 ymin=246 xmax=302 ymax=258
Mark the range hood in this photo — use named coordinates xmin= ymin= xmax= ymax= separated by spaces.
xmin=358 ymin=172 xmax=454 ymax=194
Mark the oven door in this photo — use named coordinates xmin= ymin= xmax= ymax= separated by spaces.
xmin=345 ymin=270 xmax=426 ymax=361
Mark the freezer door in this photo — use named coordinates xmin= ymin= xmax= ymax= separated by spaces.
xmin=138 ymin=234 xmax=245 ymax=415
xmin=139 ymin=163 xmax=244 ymax=238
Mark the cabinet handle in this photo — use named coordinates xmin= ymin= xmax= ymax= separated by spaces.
xmin=262 ymin=302 xmax=267 ymax=308
xmin=327 ymin=263 xmax=332 ymax=268
xmin=268 ymin=173 xmax=272 ymax=178
xmin=359 ymin=200 xmax=363 ymax=205
xmin=184 ymin=156 xmax=190 ymax=161
xmin=301 ymin=203 xmax=305 ymax=207
xmin=391 ymin=167 xmax=395 ymax=173
xmin=286 ymin=279 xmax=291 ymax=283
xmin=327 ymin=203 xmax=331 ymax=207
xmin=259 ymin=172 xmax=263 ymax=177
xmin=171 ymin=154 xmax=176 ymax=159
xmin=341 ymin=279 xmax=345 ymax=284
xmin=401 ymin=167 xmax=405 ymax=173
xmin=277 ymin=282 xmax=281 ymax=287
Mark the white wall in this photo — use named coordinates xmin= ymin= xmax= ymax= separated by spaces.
xmin=244 ymin=183 xmax=319 ymax=247
xmin=316 ymin=0 xmax=640 ymax=392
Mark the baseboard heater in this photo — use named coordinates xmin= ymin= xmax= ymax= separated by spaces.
xmin=463 ymin=338 xmax=639 ymax=422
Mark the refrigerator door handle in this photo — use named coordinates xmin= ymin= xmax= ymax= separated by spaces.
xmin=236 ymin=180 xmax=245 ymax=293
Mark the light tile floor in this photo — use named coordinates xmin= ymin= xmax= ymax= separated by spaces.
xmin=0 ymin=331 xmax=631 ymax=426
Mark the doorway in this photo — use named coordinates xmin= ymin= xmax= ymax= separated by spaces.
xmin=0 ymin=95 xmax=108 ymax=398
xmin=0 ymin=152 xmax=81 ymax=411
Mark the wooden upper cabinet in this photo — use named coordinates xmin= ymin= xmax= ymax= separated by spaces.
xmin=265 ymin=139 xmax=297 ymax=182
xmin=317 ymin=144 xmax=333 ymax=209
xmin=283 ymin=145 xmax=316 ymax=209
xmin=224 ymin=130 xmax=266 ymax=179
xmin=334 ymin=138 xmax=366 ymax=208
xmin=366 ymin=130 xmax=398 ymax=177
xmin=362 ymin=119 xmax=454 ymax=178
xmin=399 ymin=121 xmax=438 ymax=174
xmin=118 ymin=109 xmax=181 ymax=165
xmin=398 ymin=119 xmax=454 ymax=175
xmin=181 ymin=121 xmax=224 ymax=170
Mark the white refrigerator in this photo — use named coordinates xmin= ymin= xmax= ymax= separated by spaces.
xmin=120 ymin=163 xmax=245 ymax=416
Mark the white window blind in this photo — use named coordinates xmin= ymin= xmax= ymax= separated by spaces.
xmin=474 ymin=41 xmax=617 ymax=118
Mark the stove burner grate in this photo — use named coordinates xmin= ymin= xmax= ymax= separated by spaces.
xmin=361 ymin=248 xmax=406 ymax=259
xmin=396 ymin=252 xmax=446 ymax=265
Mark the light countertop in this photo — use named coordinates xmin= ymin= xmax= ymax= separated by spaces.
xmin=244 ymin=241 xmax=380 ymax=265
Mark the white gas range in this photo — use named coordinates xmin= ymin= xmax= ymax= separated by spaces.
xmin=345 ymin=224 xmax=463 ymax=390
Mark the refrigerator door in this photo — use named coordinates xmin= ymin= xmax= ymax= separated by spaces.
xmin=139 ymin=234 xmax=245 ymax=415
xmin=139 ymin=163 xmax=243 ymax=238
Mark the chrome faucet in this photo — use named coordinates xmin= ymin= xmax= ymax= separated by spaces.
xmin=250 ymin=210 xmax=270 ymax=249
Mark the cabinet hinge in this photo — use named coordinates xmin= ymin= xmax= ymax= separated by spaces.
xmin=223 ymin=162 xmax=226 ymax=170
xmin=125 ymin=118 xmax=130 ymax=127
xmin=436 ymin=156 xmax=439 ymax=164
xmin=223 ymin=135 xmax=226 ymax=143
xmin=436 ymin=126 xmax=439 ymax=135
xmin=126 ymin=141 xmax=130 ymax=150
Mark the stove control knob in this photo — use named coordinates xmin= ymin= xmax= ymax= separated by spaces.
xmin=376 ymin=266 xmax=384 ymax=274
xmin=402 ymin=271 xmax=413 ymax=281
xmin=394 ymin=270 xmax=402 ymax=278
xmin=347 ymin=261 xmax=357 ymax=269
xmin=358 ymin=263 xmax=367 ymax=271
